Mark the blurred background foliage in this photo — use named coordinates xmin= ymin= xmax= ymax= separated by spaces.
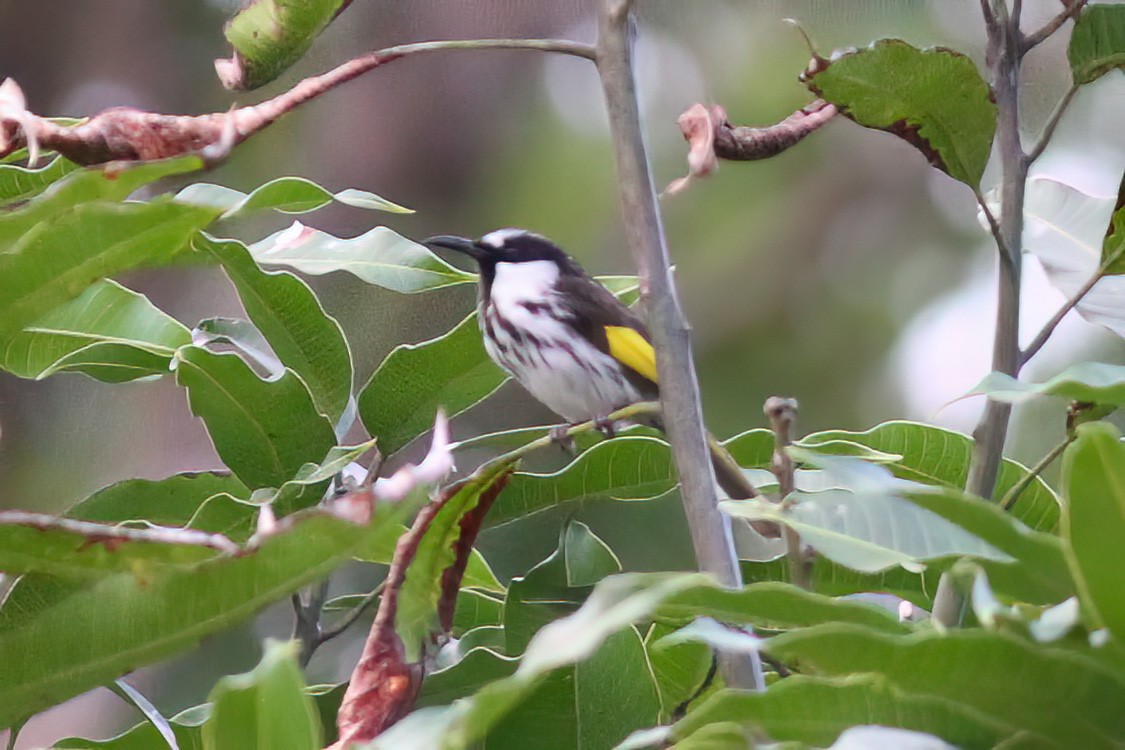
xmin=0 ymin=0 xmax=1122 ymax=746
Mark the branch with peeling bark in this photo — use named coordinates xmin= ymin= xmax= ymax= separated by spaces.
xmin=668 ymin=99 xmax=837 ymax=194
xmin=0 ymin=38 xmax=594 ymax=168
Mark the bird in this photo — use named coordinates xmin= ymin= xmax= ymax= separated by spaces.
xmin=425 ymin=228 xmax=762 ymax=505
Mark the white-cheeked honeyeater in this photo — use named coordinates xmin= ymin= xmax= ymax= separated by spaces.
xmin=426 ymin=229 xmax=761 ymax=504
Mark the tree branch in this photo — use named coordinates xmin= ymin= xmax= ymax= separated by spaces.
xmin=1027 ymin=85 xmax=1078 ymax=164
xmin=1000 ymin=437 xmax=1072 ymax=511
xmin=1023 ymin=0 xmax=1087 ymax=51
xmin=937 ymin=0 xmax=1029 ymax=629
xmin=595 ymin=0 xmax=764 ymax=692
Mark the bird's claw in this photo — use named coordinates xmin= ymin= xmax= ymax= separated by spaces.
xmin=594 ymin=416 xmax=617 ymax=439
xmin=549 ymin=425 xmax=577 ymax=454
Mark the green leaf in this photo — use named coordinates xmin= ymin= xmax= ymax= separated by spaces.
xmin=221 ymin=0 xmax=349 ymax=90
xmin=0 ymin=511 xmax=231 ymax=578
xmin=0 ymin=198 xmax=217 ymax=341
xmin=801 ymin=421 xmax=1060 ymax=532
xmin=199 ymin=235 xmax=353 ymax=421
xmin=900 ymin=490 xmax=1074 ymax=606
xmin=644 ymin=623 xmax=712 ymax=719
xmin=654 ymin=580 xmax=909 ymax=634
xmin=766 ymin=623 xmax=1125 ymax=748
xmin=68 ymin=472 xmax=253 ymax=539
xmin=1103 ymin=183 xmax=1124 ymax=274
xmin=503 ymin=521 xmax=623 ymax=654
xmin=1068 ymin=4 xmax=1125 ymax=84
xmin=359 ymin=313 xmax=508 ymax=456
xmin=417 ymin=646 xmax=520 ymax=709
xmin=970 ymin=362 xmax=1125 ymax=407
xmin=488 ymin=437 xmax=678 ymax=528
xmin=803 ymin=40 xmax=996 ymax=186
xmin=173 ymin=346 xmax=336 ymax=491
xmin=0 ymin=156 xmax=79 ymax=207
xmin=0 ymin=280 xmax=189 ymax=381
xmin=0 ymin=156 xmax=205 ymax=250
xmin=193 ymin=317 xmax=283 ymax=376
xmin=451 ymin=589 xmax=505 ymax=635
xmin=723 ymin=489 xmax=1011 ymax=573
xmin=202 ymin=640 xmax=321 ymax=750
xmin=1062 ymin=422 xmax=1125 ymax=644
xmin=55 ymin=704 xmax=208 ymax=749
xmin=0 ymin=508 xmax=414 ymax=729
xmin=672 ymin=675 xmax=1020 ymax=749
xmin=177 ymin=176 xmax=411 ymax=217
xmin=249 ymin=223 xmax=475 ymax=293
xmin=396 ymin=459 xmax=516 ymax=662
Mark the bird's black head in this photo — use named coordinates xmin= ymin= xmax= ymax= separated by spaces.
xmin=425 ymin=229 xmax=581 ymax=290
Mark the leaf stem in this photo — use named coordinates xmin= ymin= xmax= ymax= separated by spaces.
xmin=319 ymin=582 xmax=386 ymax=642
xmin=764 ymin=397 xmax=810 ymax=590
xmin=1026 ymin=84 xmax=1078 ymax=164
xmin=594 ymin=0 xmax=764 ymax=692
xmin=1000 ymin=437 xmax=1072 ymax=511
xmin=1021 ymin=267 xmax=1105 ymax=366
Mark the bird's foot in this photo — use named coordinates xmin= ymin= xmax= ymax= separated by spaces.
xmin=593 ymin=416 xmax=617 ymax=439
xmin=549 ymin=424 xmax=577 ymax=454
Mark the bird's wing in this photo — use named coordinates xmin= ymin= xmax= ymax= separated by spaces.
xmin=555 ymin=273 xmax=659 ymax=392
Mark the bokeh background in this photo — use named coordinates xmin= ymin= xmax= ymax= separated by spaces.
xmin=1 ymin=0 xmax=1122 ymax=746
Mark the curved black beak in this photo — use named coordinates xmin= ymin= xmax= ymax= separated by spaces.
xmin=424 ymin=235 xmax=489 ymax=262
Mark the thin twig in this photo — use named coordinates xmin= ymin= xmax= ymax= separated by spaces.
xmin=974 ymin=189 xmax=1012 ymax=262
xmin=1023 ymin=0 xmax=1088 ymax=51
xmin=1000 ymin=437 xmax=1073 ymax=511
xmin=595 ymin=0 xmax=764 ymax=693
xmin=764 ymin=397 xmax=810 ymax=590
xmin=1021 ymin=268 xmax=1103 ymax=365
xmin=292 ymin=579 xmax=330 ymax=667
xmin=319 ymin=582 xmax=387 ymax=643
xmin=1027 ymin=85 xmax=1079 ymax=164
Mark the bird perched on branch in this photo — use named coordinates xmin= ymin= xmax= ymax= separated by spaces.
xmin=425 ymin=228 xmax=760 ymax=504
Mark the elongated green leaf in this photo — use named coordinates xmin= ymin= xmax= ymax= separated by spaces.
xmin=360 ymin=313 xmax=508 ymax=456
xmin=177 ymin=176 xmax=410 ymax=217
xmin=723 ymin=490 xmax=1011 ymax=574
xmin=0 ymin=509 xmax=412 ymax=729
xmin=199 ymin=235 xmax=352 ymax=421
xmin=655 ymin=580 xmax=908 ymax=634
xmin=488 ymin=437 xmax=678 ymax=527
xmin=396 ymin=459 xmax=516 ymax=662
xmin=1 ymin=280 xmax=189 ymax=381
xmin=644 ymin=622 xmax=712 ymax=719
xmin=1069 ymin=4 xmax=1125 ymax=84
xmin=220 ymin=0 xmax=350 ymax=90
xmin=250 ymin=223 xmax=475 ymax=293
xmin=766 ymin=623 xmax=1125 ymax=748
xmin=0 ymin=156 xmax=79 ymax=206
xmin=801 ymin=421 xmax=1060 ymax=531
xmin=901 ymin=490 xmax=1074 ymax=606
xmin=202 ymin=640 xmax=321 ymax=750
xmin=69 ymin=472 xmax=253 ymax=539
xmin=0 ymin=156 xmax=205 ymax=249
xmin=672 ymin=675 xmax=1020 ymax=749
xmin=1062 ymin=422 xmax=1125 ymax=643
xmin=803 ymin=40 xmax=996 ymax=186
xmin=971 ymin=362 xmax=1125 ymax=407
xmin=0 ymin=511 xmax=233 ymax=578
xmin=0 ymin=199 xmax=217 ymax=340
xmin=174 ymin=346 xmax=336 ymax=491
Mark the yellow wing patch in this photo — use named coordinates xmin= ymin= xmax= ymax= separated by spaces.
xmin=605 ymin=325 xmax=658 ymax=384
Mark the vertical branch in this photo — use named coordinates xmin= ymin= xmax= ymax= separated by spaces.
xmin=965 ymin=0 xmax=1028 ymax=504
xmin=595 ymin=0 xmax=763 ymax=691
xmin=937 ymin=0 xmax=1029 ymax=627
